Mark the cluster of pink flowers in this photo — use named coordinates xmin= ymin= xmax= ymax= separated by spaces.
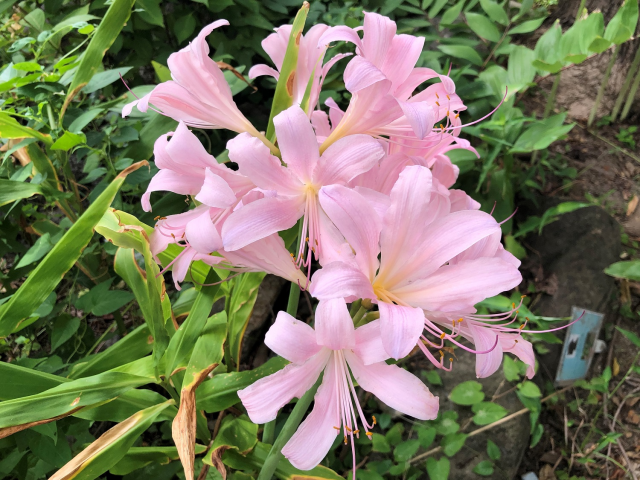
xmin=124 ymin=12 xmax=537 ymax=474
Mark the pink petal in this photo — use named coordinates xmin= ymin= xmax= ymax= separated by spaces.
xmin=248 ymin=64 xmax=280 ymax=80
xmin=394 ymin=257 xmax=523 ymax=312
xmin=313 ymin=134 xmax=384 ymax=186
xmin=238 ymin=349 xmax=330 ymax=424
xmin=345 ymin=350 xmax=439 ymax=420
xmin=361 ymin=12 xmax=397 ymax=67
xmin=318 ymin=185 xmax=381 ymax=280
xmin=344 ymin=57 xmax=386 ymax=93
xmin=378 ymin=302 xmax=424 ymax=360
xmin=318 ymin=25 xmax=364 ymax=51
xmin=501 ymin=333 xmax=535 ymax=379
xmin=398 ymin=101 xmax=436 ymax=140
xmin=185 ymin=209 xmax=222 ymax=254
xmin=315 ymin=298 xmax=355 ymax=351
xmin=222 ymin=196 xmax=304 ymax=251
xmin=171 ymin=247 xmax=198 ymax=290
xmin=262 ymin=25 xmax=291 ymax=71
xmin=227 ymin=133 xmax=301 ymax=195
xmin=273 ymin=106 xmax=320 ymax=183
xmin=449 ymin=189 xmax=481 ymax=212
xmin=353 ymin=320 xmax=389 ymax=365
xmin=353 ymin=187 xmax=391 ymax=223
xmin=466 ymin=322 xmax=503 ymax=378
xmin=311 ymin=110 xmax=332 ymax=139
xmin=194 ymin=168 xmax=237 ymax=208
xmin=393 ymin=67 xmax=439 ymax=101
xmin=310 ymin=261 xmax=375 ymax=301
xmin=142 ymin=170 xmax=202 ymax=212
xmin=430 ymin=154 xmax=459 ymax=188
xmin=382 ymin=34 xmax=425 ymax=94
xmin=265 ymin=311 xmax=321 ymax=364
xmin=316 ymin=208 xmax=353 ymax=267
xmin=282 ymin=354 xmax=340 ymax=470
xmin=165 ymin=122 xmax=218 ymax=171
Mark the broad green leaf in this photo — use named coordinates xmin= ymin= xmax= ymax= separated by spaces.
xmin=49 ymin=400 xmax=173 ymax=480
xmin=74 ymin=279 xmax=134 ymax=316
xmin=197 ymin=356 xmax=288 ymax=413
xmin=510 ymin=113 xmax=574 ymax=153
xmin=228 ymin=272 xmax=266 ymax=367
xmin=425 ymin=457 xmax=450 ymax=480
xmin=440 ymin=0 xmax=465 ymax=26
xmin=417 ymin=426 xmax=437 ymax=449
xmin=616 ymin=327 xmax=640 ymax=349
xmin=508 ymin=17 xmax=545 ymax=34
xmin=0 ymin=361 xmax=64 ymax=400
xmin=136 ymin=0 xmax=164 ymax=27
xmin=50 ymin=314 xmax=81 ymax=351
xmin=560 ymin=13 xmax=603 ymax=64
xmin=435 ymin=411 xmax=460 ymax=436
xmin=0 ymin=179 xmax=43 ymax=207
xmin=604 ymin=0 xmax=639 ymax=45
xmin=182 ymin=312 xmax=227 ymax=390
xmin=67 ymin=324 xmax=153 ymax=379
xmin=151 ymin=60 xmax=171 ymax=83
xmin=164 ymin=269 xmax=221 ymax=379
xmin=503 ymin=355 xmax=521 ymax=381
xmin=69 ymin=109 xmax=103 ymax=133
xmin=471 ymin=402 xmax=508 ymax=425
xmin=0 ymin=111 xmax=52 ymax=145
xmin=589 ymin=36 xmax=612 ymax=53
xmin=61 ymin=0 xmax=136 ymax=119
xmin=265 ymin=3 xmax=309 ymax=141
xmin=174 ymin=14 xmax=196 ymax=44
xmin=441 ymin=433 xmax=468 ymax=457
xmin=0 ymin=372 xmax=152 ymax=428
xmin=449 ymin=380 xmax=484 ymax=405
xmin=605 ymin=260 xmax=640 ymax=282
xmin=465 ymin=12 xmax=502 ymax=42
xmin=487 ymin=439 xmax=501 ymax=460
xmin=479 ymin=0 xmax=508 ymax=25
xmin=437 ymin=44 xmax=483 ymax=66
xmin=82 ymin=66 xmax=132 ymax=94
xmin=372 ymin=434 xmax=391 ymax=453
xmin=51 ymin=131 xmax=86 ymax=151
xmin=0 ymin=162 xmax=147 ymax=336
xmin=517 ymin=381 xmax=541 ymax=398
xmin=534 ymin=21 xmax=562 ymax=66
xmin=222 ymin=441 xmax=342 ymax=480
xmin=109 ymin=445 xmax=207 ymax=476
xmin=507 ymin=46 xmax=536 ymax=93
xmin=473 ymin=460 xmax=494 ymax=476
xmin=203 ymin=415 xmax=258 ymax=469
xmin=394 ymin=439 xmax=420 ymax=463
xmin=121 ymin=111 xmax=177 ymax=160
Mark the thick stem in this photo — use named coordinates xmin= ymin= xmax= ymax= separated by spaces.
xmin=262 ymin=420 xmax=276 ymax=445
xmin=587 ymin=45 xmax=620 ymax=127
xmin=257 ymin=376 xmax=322 ymax=480
xmin=611 ymin=45 xmax=640 ymax=122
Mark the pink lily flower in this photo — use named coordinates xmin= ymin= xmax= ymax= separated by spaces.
xmin=310 ymin=165 xmax=522 ymax=362
xmin=221 ymin=105 xmax=385 ymax=268
xmin=249 ymin=24 xmax=350 ymax=113
xmin=142 ymin=121 xmax=253 ymax=212
xmin=151 ymin=206 xmax=307 ymax=290
xmin=238 ymin=298 xmax=438 ymax=474
xmin=122 ymin=21 xmax=275 ymax=152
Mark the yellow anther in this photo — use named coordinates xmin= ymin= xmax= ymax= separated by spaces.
xmin=154 ymin=215 xmax=160 ymax=220
xmin=344 ymin=436 xmax=347 ymax=444
xmin=354 ymin=430 xmax=360 ymax=435
xmin=170 ymin=233 xmax=176 ymax=239
xmin=333 ymin=426 xmax=340 ymax=431
xmin=345 ymin=426 xmax=352 ymax=432
xmin=454 ymin=113 xmax=459 ymax=119
xmin=446 ymin=110 xmax=450 ymax=116
xmin=372 ymin=415 xmax=377 ymax=425
xmin=446 ymin=94 xmax=450 ymax=100
xmin=521 ymin=294 xmax=527 ymax=299
xmin=439 ymin=332 xmax=446 ymax=340
xmin=366 ymin=431 xmax=373 ymax=437
xmin=435 ymin=92 xmax=440 ymax=99
xmin=435 ymin=101 xmax=440 ymax=106
xmin=439 ymin=350 xmax=444 ymax=358
xmin=305 ymin=237 xmax=309 ymax=242
xmin=290 ymin=252 xmax=294 ymax=257
xmin=519 ymin=324 xmax=525 ymax=330
xmin=525 ymin=317 xmax=530 ymax=321
xmin=514 ymin=339 xmax=519 ymax=344
xmin=512 ymin=302 xmax=516 ymax=309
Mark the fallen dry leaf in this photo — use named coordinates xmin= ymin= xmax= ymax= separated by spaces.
xmin=628 ymin=195 xmax=640 ymax=216
xmin=539 ymin=464 xmax=557 ymax=480
xmin=613 ymin=357 xmax=620 ymax=376
xmin=627 ymin=409 xmax=640 ymax=425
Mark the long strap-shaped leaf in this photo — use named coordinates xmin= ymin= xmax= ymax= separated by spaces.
xmin=60 ymin=0 xmax=136 ymax=121
xmin=50 ymin=400 xmax=173 ymax=480
xmin=0 ymin=161 xmax=148 ymax=336
xmin=264 ymin=2 xmax=309 ymax=142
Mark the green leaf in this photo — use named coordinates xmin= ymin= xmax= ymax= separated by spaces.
xmin=479 ymin=0 xmax=509 ymax=25
xmin=508 ymin=17 xmax=545 ymax=34
xmin=423 ymin=369 xmax=443 ymax=386
xmin=616 ymin=327 xmax=640 ymax=349
xmin=0 ymin=372 xmax=152 ymax=428
xmin=440 ymin=0 xmax=465 ymax=26
xmin=604 ymin=0 xmax=638 ymax=45
xmin=510 ymin=113 xmax=575 ymax=153
xmin=589 ymin=36 xmax=612 ymax=53
xmin=110 ymin=445 xmax=207 ymax=476
xmin=517 ymin=381 xmax=542 ymax=398
xmin=503 ymin=355 xmax=521 ymax=381
xmin=471 ymin=402 xmax=508 ymax=425
xmin=534 ymin=21 xmax=563 ymax=67
xmin=122 ymin=111 xmax=177 ymax=160
xmin=174 ymin=14 xmax=196 ymax=44
xmin=435 ymin=411 xmax=460 ymax=435
xmin=136 ymin=0 xmax=164 ymax=27
xmin=426 ymin=457 xmax=450 ymax=480
xmin=504 ymin=235 xmax=526 ymax=260
xmin=417 ymin=426 xmax=437 ymax=449
xmin=69 ymin=108 xmax=103 ymax=133
xmin=75 ymin=279 xmax=135 ymax=316
xmin=82 ymin=66 xmax=132 ymax=94
xmin=465 ymin=12 xmax=502 ymax=42
xmin=487 ymin=439 xmax=501 ymax=460
xmin=197 ymin=357 xmax=288 ymax=413
xmin=203 ymin=415 xmax=258 ymax=468
xmin=605 ymin=260 xmax=640 ymax=282
xmin=265 ymin=3 xmax=309 ymax=140
xmin=151 ymin=60 xmax=171 ymax=83
xmin=182 ymin=312 xmax=227 ymax=390
xmin=228 ymin=272 xmax=266 ymax=367
xmin=50 ymin=314 xmax=81 ymax=351
xmin=0 ymin=111 xmax=52 ymax=145
xmin=473 ymin=460 xmax=494 ymax=476
xmin=394 ymin=439 xmax=420 ymax=462
xmin=372 ymin=433 xmax=391 ymax=453
xmin=49 ymin=401 xmax=173 ymax=480
xmin=437 ymin=44 xmax=483 ymax=66
xmin=449 ymin=380 xmax=484 ymax=405
xmin=507 ymin=46 xmax=537 ymax=93
xmin=61 ymin=0 xmax=136 ymax=119
xmin=441 ymin=433 xmax=468 ymax=457
xmin=0 ymin=179 xmax=43 ymax=207
xmin=51 ymin=131 xmax=86 ymax=151
xmin=164 ymin=269 xmax=221 ymax=379
xmin=0 ymin=162 xmax=147 ymax=336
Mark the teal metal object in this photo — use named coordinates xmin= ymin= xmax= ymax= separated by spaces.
xmin=555 ymin=307 xmax=605 ymax=386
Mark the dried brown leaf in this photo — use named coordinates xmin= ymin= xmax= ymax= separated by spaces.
xmin=0 ymin=407 xmax=83 ymax=440
xmin=627 ymin=195 xmax=639 ymax=217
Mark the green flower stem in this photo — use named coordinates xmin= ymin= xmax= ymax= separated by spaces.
xmin=587 ymin=44 xmax=620 ymax=127
xmin=349 ymin=299 xmax=362 ymax=317
xmin=355 ymin=311 xmax=380 ymax=328
xmin=257 ymin=376 xmax=322 ymax=480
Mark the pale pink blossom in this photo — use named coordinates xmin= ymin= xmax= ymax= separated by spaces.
xmin=142 ymin=121 xmax=253 ymax=212
xmin=221 ymin=105 xmax=385 ymax=268
xmin=122 ymin=21 xmax=274 ymax=150
xmin=238 ymin=298 xmax=438 ymax=474
xmin=311 ymin=165 xmax=522 ymax=363
xmin=249 ymin=24 xmax=350 ymax=113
